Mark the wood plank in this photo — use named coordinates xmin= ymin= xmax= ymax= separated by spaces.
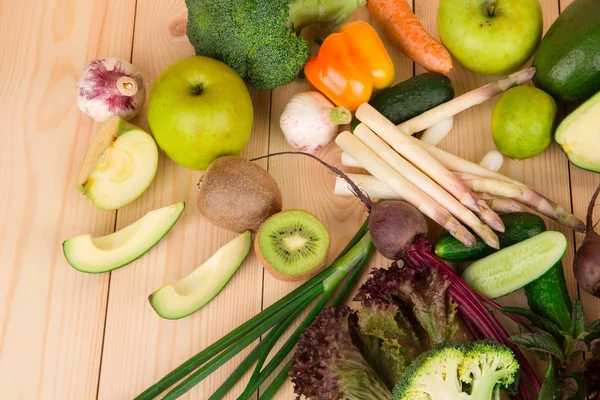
xmin=414 ymin=0 xmax=569 ymax=379
xmin=259 ymin=6 xmax=415 ymax=397
xmin=96 ymin=0 xmax=267 ymax=398
xmin=0 ymin=0 xmax=137 ymax=398
xmin=559 ymin=0 xmax=600 ymax=325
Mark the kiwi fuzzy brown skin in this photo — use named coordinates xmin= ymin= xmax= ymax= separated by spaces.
xmin=254 ymin=210 xmax=330 ymax=282
xmin=197 ymin=156 xmax=283 ymax=233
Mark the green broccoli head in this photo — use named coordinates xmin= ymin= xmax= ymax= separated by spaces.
xmin=185 ymin=0 xmax=364 ymax=90
xmin=459 ymin=340 xmax=520 ymax=397
xmin=392 ymin=341 xmax=520 ymax=400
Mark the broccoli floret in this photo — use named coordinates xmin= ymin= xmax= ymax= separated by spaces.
xmin=185 ymin=0 xmax=365 ymax=90
xmin=392 ymin=340 xmax=520 ymax=400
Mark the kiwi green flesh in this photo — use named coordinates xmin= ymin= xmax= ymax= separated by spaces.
xmin=257 ymin=210 xmax=330 ymax=276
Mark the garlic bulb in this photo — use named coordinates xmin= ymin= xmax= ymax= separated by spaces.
xmin=76 ymin=58 xmax=146 ymax=123
xmin=280 ymin=91 xmax=352 ymax=154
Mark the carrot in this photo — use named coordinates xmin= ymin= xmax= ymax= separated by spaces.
xmin=367 ymin=0 xmax=453 ymax=74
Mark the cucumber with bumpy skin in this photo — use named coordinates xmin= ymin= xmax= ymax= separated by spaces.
xmin=350 ymin=73 xmax=454 ymax=131
xmin=462 ymin=231 xmax=567 ymax=299
xmin=524 ymin=262 xmax=573 ymax=331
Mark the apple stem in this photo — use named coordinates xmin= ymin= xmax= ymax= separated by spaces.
xmin=485 ymin=0 xmax=497 ymax=17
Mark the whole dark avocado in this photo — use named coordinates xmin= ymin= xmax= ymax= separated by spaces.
xmin=532 ymin=0 xmax=600 ymax=104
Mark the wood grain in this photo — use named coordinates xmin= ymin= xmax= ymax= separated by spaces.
xmin=0 ymin=0 xmax=137 ymax=399
xmin=2 ymin=0 xmax=600 ymax=399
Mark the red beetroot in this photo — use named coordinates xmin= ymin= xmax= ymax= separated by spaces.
xmin=574 ymin=183 xmax=600 ymax=297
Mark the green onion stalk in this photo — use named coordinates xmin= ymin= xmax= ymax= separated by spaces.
xmin=135 ymin=219 xmax=373 ymax=400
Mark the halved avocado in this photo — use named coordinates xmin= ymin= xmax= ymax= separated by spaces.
xmin=555 ymin=90 xmax=600 ymax=172
xmin=77 ymin=116 xmax=158 ymax=210
xmin=149 ymin=231 xmax=252 ymax=320
xmin=63 ymin=202 xmax=185 ymax=273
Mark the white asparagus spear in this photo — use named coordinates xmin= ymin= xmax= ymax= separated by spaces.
xmin=455 ymin=172 xmax=523 ymax=198
xmin=416 ymin=140 xmax=586 ymax=232
xmin=420 ymin=116 xmax=454 ymax=146
xmin=476 ymin=193 xmax=522 ymax=213
xmin=354 ymin=124 xmax=499 ymax=248
xmin=344 ymin=151 xmax=519 ymax=200
xmin=341 ymin=151 xmax=362 ymax=168
xmin=397 ymin=67 xmax=536 ymax=135
xmin=335 ymin=132 xmax=477 ymax=248
xmin=334 ymin=174 xmax=522 ymax=214
xmin=334 ymin=174 xmax=396 ymax=199
xmin=355 ymin=103 xmax=505 ymax=231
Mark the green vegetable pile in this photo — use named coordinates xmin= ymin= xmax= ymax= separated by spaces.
xmin=185 ymin=0 xmax=365 ymax=89
xmin=290 ymin=262 xmax=522 ymax=400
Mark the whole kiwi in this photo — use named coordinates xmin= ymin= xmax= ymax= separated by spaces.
xmin=197 ymin=156 xmax=283 ymax=233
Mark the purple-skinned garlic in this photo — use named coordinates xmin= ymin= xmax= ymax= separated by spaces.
xmin=76 ymin=58 xmax=145 ymax=123
xmin=280 ymin=91 xmax=351 ymax=154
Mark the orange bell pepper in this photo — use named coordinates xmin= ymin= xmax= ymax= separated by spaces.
xmin=304 ymin=21 xmax=395 ymax=111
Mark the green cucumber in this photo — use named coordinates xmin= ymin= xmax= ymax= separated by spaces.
xmin=350 ymin=73 xmax=454 ymax=131
xmin=524 ymin=262 xmax=573 ymax=331
xmin=435 ymin=212 xmax=546 ymax=261
xmin=435 ymin=212 xmax=573 ymax=330
xmin=532 ymin=0 xmax=600 ymax=103
xmin=462 ymin=231 xmax=567 ymax=299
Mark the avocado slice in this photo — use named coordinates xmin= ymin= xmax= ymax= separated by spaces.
xmin=63 ymin=202 xmax=185 ymax=273
xmin=149 ymin=231 xmax=252 ymax=320
xmin=555 ymin=91 xmax=600 ymax=173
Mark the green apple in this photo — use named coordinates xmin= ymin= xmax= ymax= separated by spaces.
xmin=63 ymin=202 xmax=185 ymax=273
xmin=76 ymin=116 xmax=158 ymax=210
xmin=149 ymin=231 xmax=252 ymax=319
xmin=438 ymin=0 xmax=543 ymax=75
xmin=147 ymin=56 xmax=254 ymax=170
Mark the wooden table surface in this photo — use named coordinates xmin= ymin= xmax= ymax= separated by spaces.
xmin=2 ymin=0 xmax=599 ymax=399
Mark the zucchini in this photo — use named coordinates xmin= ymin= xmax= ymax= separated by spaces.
xmin=435 ymin=212 xmax=545 ymax=261
xmin=350 ymin=73 xmax=454 ymax=131
xmin=462 ymin=231 xmax=567 ymax=299
xmin=524 ymin=262 xmax=573 ymax=331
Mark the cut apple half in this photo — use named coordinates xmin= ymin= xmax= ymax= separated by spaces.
xmin=149 ymin=231 xmax=252 ymax=320
xmin=63 ymin=202 xmax=185 ymax=273
xmin=76 ymin=115 xmax=158 ymax=210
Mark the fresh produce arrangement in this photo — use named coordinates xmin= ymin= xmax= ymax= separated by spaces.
xmin=64 ymin=0 xmax=600 ymax=398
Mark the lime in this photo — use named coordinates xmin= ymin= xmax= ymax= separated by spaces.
xmin=491 ymin=86 xmax=557 ymax=160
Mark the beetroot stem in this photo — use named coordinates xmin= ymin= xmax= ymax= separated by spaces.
xmin=251 ymin=151 xmax=373 ymax=211
xmin=586 ymin=183 xmax=600 ymax=232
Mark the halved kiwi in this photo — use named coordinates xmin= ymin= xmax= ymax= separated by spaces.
xmin=255 ymin=210 xmax=330 ymax=282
